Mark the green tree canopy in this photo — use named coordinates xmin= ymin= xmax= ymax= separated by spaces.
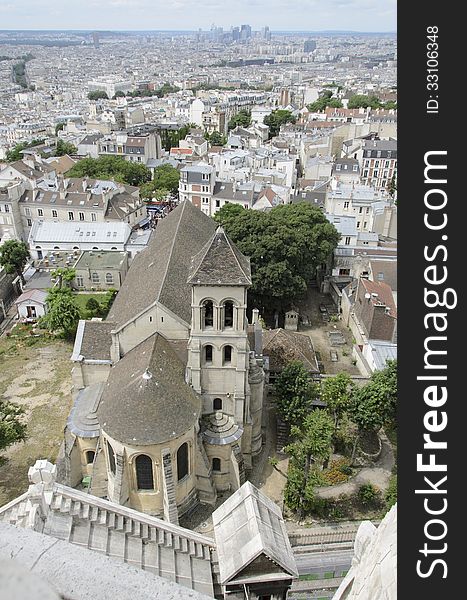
xmin=55 ymin=139 xmax=77 ymax=157
xmin=51 ymin=267 xmax=76 ymax=289
xmin=42 ymin=288 xmax=81 ymax=338
xmin=215 ymin=202 xmax=340 ymax=310
xmin=206 ymin=130 xmax=226 ymax=146
xmin=87 ymin=90 xmax=109 ymax=100
xmin=55 ymin=122 xmax=65 ymax=134
xmin=66 ymin=156 xmax=151 ymax=187
xmin=263 ymin=109 xmax=296 ymax=138
xmin=347 ymin=94 xmax=382 ymax=109
xmin=349 ymin=360 xmax=397 ymax=432
xmin=307 ymin=89 xmax=343 ymax=112
xmin=113 ymin=90 xmax=126 ymax=98
xmin=228 ymin=109 xmax=251 ymax=131
xmin=0 ymin=240 xmax=30 ymax=284
xmin=140 ymin=163 xmax=180 ymax=198
xmin=0 ymin=398 xmax=27 ymax=453
xmin=284 ymin=409 xmax=334 ymax=515
xmin=5 ymin=138 xmax=45 ymax=162
xmin=275 ymin=360 xmax=319 ymax=427
xmin=321 ymin=372 xmax=356 ymax=431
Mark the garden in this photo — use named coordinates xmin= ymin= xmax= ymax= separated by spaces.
xmin=274 ymin=360 xmax=397 ymax=522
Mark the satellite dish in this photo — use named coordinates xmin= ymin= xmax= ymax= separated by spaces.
xmin=364 ymin=293 xmax=371 ymax=299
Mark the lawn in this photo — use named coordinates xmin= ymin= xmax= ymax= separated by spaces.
xmin=0 ymin=325 xmax=74 ymax=505
xmin=73 ymin=292 xmax=107 ymax=317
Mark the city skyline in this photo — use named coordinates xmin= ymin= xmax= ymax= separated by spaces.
xmin=0 ymin=0 xmax=397 ymax=32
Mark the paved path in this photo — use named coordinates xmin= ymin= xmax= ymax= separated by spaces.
xmin=316 ymin=433 xmax=395 ymax=499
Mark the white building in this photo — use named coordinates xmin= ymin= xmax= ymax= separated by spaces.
xmin=28 ymin=221 xmax=132 ymax=260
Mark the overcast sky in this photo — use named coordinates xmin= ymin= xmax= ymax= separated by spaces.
xmin=0 ymin=0 xmax=396 ymax=32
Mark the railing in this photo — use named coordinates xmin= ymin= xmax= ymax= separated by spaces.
xmin=53 ymin=483 xmax=216 ymax=548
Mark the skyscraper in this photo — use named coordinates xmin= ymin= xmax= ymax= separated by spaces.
xmin=304 ymin=39 xmax=316 ymax=53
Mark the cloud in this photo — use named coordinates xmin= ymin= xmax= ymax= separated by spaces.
xmin=0 ymin=0 xmax=396 ymax=31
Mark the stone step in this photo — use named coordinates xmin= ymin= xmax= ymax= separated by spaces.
xmin=125 ymin=535 xmax=143 ymax=568
xmin=174 ymin=552 xmax=193 ymax=588
xmin=107 ymin=528 xmax=126 ymax=560
xmin=70 ymin=519 xmax=91 ymax=547
xmin=142 ymin=539 xmax=159 ymax=574
xmin=158 ymin=545 xmax=177 ymax=582
xmin=88 ymin=522 xmax=108 ymax=554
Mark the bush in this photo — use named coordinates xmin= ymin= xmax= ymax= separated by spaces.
xmin=268 ymin=456 xmax=278 ymax=468
xmin=385 ymin=474 xmax=397 ymax=509
xmin=358 ymin=483 xmax=380 ymax=506
xmin=85 ymin=297 xmax=101 ymax=312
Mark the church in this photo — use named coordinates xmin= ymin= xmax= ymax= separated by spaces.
xmin=65 ymin=200 xmax=266 ymax=522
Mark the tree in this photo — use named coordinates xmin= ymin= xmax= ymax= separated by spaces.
xmin=263 ymin=109 xmax=296 ymax=138
xmin=347 ymin=94 xmax=382 ymax=109
xmin=0 ymin=240 xmax=30 ymax=285
xmin=113 ymin=90 xmax=126 ymax=98
xmin=51 ymin=267 xmax=76 ymax=288
xmin=215 ymin=203 xmax=340 ymax=311
xmin=55 ymin=139 xmax=77 ymax=156
xmin=66 ymin=156 xmax=151 ymax=187
xmin=284 ymin=409 xmax=334 ymax=515
xmin=42 ymin=288 xmax=81 ymax=338
xmin=321 ymin=372 xmax=355 ymax=431
xmin=55 ymin=122 xmax=65 ymax=135
xmin=85 ymin=297 xmax=101 ymax=316
xmin=307 ymin=97 xmax=343 ymax=112
xmin=275 ymin=361 xmax=319 ymax=427
xmin=152 ymin=163 xmax=180 ymax=194
xmin=307 ymin=89 xmax=343 ymax=112
xmin=228 ymin=109 xmax=251 ymax=131
xmin=5 ymin=138 xmax=45 ymax=162
xmin=87 ymin=90 xmax=109 ymax=100
xmin=206 ymin=130 xmax=226 ymax=146
xmin=0 ymin=398 xmax=27 ymax=453
xmin=349 ymin=360 xmax=397 ymax=433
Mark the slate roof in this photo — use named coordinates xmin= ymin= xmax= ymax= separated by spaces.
xmin=262 ymin=329 xmax=319 ymax=373
xmin=78 ymin=321 xmax=114 ymax=361
xmin=107 ymin=200 xmax=217 ymax=328
xmin=187 ymin=227 xmax=251 ymax=286
xmin=97 ymin=332 xmax=201 ymax=445
xmin=370 ymin=260 xmax=397 ymax=292
xmin=360 ymin=278 xmax=397 ymax=318
xmin=212 ymin=481 xmax=298 ymax=585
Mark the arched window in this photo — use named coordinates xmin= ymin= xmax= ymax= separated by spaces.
xmin=135 ymin=454 xmax=154 ymax=490
xmin=223 ymin=345 xmax=232 ymax=364
xmin=91 ymin=272 xmax=100 ymax=283
xmin=224 ymin=301 xmax=234 ymax=328
xmin=107 ymin=441 xmax=116 ymax=475
xmin=212 ymin=458 xmax=221 ymax=472
xmin=105 ymin=272 xmax=113 ymax=284
xmin=204 ymin=345 xmax=213 ymax=363
xmin=203 ymin=300 xmax=214 ymax=328
xmin=85 ymin=450 xmax=95 ymax=464
xmin=177 ymin=443 xmax=189 ymax=481
xmin=213 ymin=397 xmax=222 ymax=411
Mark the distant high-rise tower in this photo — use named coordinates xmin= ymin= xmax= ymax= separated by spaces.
xmin=240 ymin=24 xmax=252 ymax=40
xmin=304 ymin=39 xmax=316 ymax=53
xmin=92 ymin=32 xmax=100 ymax=49
xmin=232 ymin=27 xmax=240 ymax=41
xmin=262 ymin=26 xmax=271 ymax=41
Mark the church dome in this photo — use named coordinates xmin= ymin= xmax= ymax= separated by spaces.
xmin=98 ymin=333 xmax=201 ymax=446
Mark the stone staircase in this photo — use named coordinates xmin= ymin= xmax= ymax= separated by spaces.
xmin=276 ymin=417 xmax=290 ymax=453
xmin=0 ymin=484 xmax=215 ymax=597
